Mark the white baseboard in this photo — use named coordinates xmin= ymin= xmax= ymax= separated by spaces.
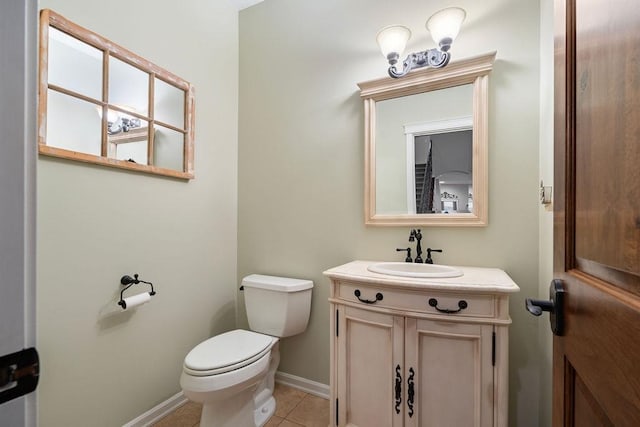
xmin=122 ymin=391 xmax=187 ymax=427
xmin=122 ymin=372 xmax=329 ymax=426
xmin=275 ymin=371 xmax=330 ymax=400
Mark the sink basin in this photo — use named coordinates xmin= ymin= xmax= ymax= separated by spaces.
xmin=367 ymin=262 xmax=463 ymax=278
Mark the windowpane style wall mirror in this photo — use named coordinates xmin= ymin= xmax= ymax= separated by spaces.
xmin=38 ymin=9 xmax=195 ymax=179
xmin=358 ymin=52 xmax=495 ymax=226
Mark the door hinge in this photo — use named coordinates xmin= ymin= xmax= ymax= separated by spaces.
xmin=0 ymin=347 xmax=39 ymax=404
xmin=335 ymin=398 xmax=339 ymax=426
xmin=335 ymin=309 xmax=339 ymax=337
xmin=492 ymin=331 xmax=496 ymax=366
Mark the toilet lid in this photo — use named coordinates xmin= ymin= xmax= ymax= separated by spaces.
xmin=184 ymin=329 xmax=273 ymax=375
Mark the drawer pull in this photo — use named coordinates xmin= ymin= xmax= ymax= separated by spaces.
xmin=354 ymin=289 xmax=383 ymax=304
xmin=428 ymin=298 xmax=468 ymax=313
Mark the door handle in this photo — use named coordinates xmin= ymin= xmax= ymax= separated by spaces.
xmin=0 ymin=347 xmax=39 ymax=404
xmin=525 ymin=279 xmax=565 ymax=336
xmin=407 ymin=367 xmax=415 ymax=417
xmin=394 ymin=365 xmax=402 ymax=414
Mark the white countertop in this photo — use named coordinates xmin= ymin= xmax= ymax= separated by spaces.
xmin=323 ymin=260 xmax=520 ymax=293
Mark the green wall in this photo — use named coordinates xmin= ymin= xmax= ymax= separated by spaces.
xmin=33 ymin=0 xmax=555 ymax=425
xmin=36 ymin=1 xmax=239 ymax=425
xmin=238 ymin=0 xmax=545 ymax=425
xmin=537 ymin=0 xmax=555 ymax=424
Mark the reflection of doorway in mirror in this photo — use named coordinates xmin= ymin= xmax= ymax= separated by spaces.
xmin=441 ymin=199 xmax=458 ymax=212
xmin=439 ymin=182 xmax=471 ymax=213
xmin=405 ymin=117 xmax=472 ymax=214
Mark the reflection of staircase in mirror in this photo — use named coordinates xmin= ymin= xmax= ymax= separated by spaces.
xmin=415 ymin=163 xmax=426 ymax=211
xmin=415 ymin=159 xmax=434 ymax=214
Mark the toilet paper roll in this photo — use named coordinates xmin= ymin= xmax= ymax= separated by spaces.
xmin=121 ymin=292 xmax=151 ymax=310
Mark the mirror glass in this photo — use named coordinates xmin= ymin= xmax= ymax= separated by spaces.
xmin=38 ymin=9 xmax=195 ymax=179
xmin=46 ymin=89 xmax=102 ymax=155
xmin=358 ymin=52 xmax=495 ymax=226
xmin=48 ymin=27 xmax=102 ymax=100
xmin=154 ymin=125 xmax=184 ymax=171
xmin=109 ymin=56 xmax=149 ymax=116
xmin=422 ymin=130 xmax=472 ymax=214
xmin=155 ymin=77 xmax=185 ymax=129
xmin=375 ymin=85 xmax=473 ymax=215
xmin=107 ymin=114 xmax=149 ymax=165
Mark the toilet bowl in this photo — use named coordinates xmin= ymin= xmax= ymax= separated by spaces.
xmin=180 ymin=329 xmax=278 ymax=427
xmin=180 ymin=274 xmax=313 ymax=427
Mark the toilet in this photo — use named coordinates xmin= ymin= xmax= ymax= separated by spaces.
xmin=180 ymin=274 xmax=313 ymax=427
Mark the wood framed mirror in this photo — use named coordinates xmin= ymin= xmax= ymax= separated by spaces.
xmin=38 ymin=9 xmax=195 ymax=179
xmin=358 ymin=52 xmax=495 ymax=226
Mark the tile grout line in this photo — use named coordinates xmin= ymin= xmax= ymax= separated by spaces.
xmin=283 ymin=392 xmax=309 ymax=426
xmin=152 ymin=384 xmax=327 ymax=427
xmin=192 ymin=408 xmax=199 ymax=427
xmin=288 ymin=393 xmax=307 ymax=417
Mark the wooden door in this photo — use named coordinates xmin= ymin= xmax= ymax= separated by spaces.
xmin=553 ymin=0 xmax=640 ymax=425
xmin=336 ymin=306 xmax=404 ymax=427
xmin=404 ymin=318 xmax=494 ymax=427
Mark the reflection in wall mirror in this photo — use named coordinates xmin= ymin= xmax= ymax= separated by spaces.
xmin=413 ymin=127 xmax=472 ymax=214
xmin=154 ymin=126 xmax=185 ymax=171
xmin=109 ymin=56 xmax=149 ymax=117
xmin=358 ymin=52 xmax=495 ymax=226
xmin=48 ymin=27 xmax=102 ymax=100
xmin=46 ymin=90 xmax=102 ymax=155
xmin=38 ymin=9 xmax=195 ymax=179
xmin=155 ymin=78 xmax=185 ymax=129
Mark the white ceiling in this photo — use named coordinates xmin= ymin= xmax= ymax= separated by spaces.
xmin=228 ymin=0 xmax=264 ymax=11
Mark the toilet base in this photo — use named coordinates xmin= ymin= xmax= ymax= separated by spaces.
xmin=254 ymin=341 xmax=279 ymax=426
xmin=200 ymin=386 xmax=256 ymax=427
xmin=189 ymin=338 xmax=281 ymax=427
xmin=254 ymin=395 xmax=275 ymax=426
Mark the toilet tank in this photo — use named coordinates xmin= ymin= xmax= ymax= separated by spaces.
xmin=242 ymin=274 xmax=313 ymax=338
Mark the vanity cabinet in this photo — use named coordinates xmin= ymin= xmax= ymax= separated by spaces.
xmin=324 ymin=261 xmax=519 ymax=427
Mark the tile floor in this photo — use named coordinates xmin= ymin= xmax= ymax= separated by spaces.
xmin=151 ymin=383 xmax=329 ymax=427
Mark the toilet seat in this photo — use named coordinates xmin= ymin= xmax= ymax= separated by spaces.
xmin=183 ymin=329 xmax=274 ymax=377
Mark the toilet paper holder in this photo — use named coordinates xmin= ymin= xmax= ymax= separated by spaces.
xmin=117 ymin=274 xmax=156 ymax=309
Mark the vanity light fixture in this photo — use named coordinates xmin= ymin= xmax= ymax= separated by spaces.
xmin=376 ymin=7 xmax=466 ymax=78
xmin=96 ymin=105 xmax=143 ymax=135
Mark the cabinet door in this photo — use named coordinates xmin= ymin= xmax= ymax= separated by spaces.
xmin=404 ymin=318 xmax=494 ymax=427
xmin=336 ymin=305 xmax=404 ymax=427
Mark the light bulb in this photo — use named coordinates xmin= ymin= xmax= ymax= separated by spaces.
xmin=376 ymin=25 xmax=411 ymax=62
xmin=426 ymin=7 xmax=466 ymax=52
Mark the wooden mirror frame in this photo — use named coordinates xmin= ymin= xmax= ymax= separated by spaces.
xmin=38 ymin=9 xmax=195 ymax=179
xmin=358 ymin=52 xmax=496 ymax=226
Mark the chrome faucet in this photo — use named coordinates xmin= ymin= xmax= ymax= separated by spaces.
xmin=409 ymin=229 xmax=423 ymax=263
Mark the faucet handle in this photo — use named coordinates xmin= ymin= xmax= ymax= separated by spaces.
xmin=425 ymin=248 xmax=443 ymax=264
xmin=396 ymin=247 xmax=412 ymax=263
